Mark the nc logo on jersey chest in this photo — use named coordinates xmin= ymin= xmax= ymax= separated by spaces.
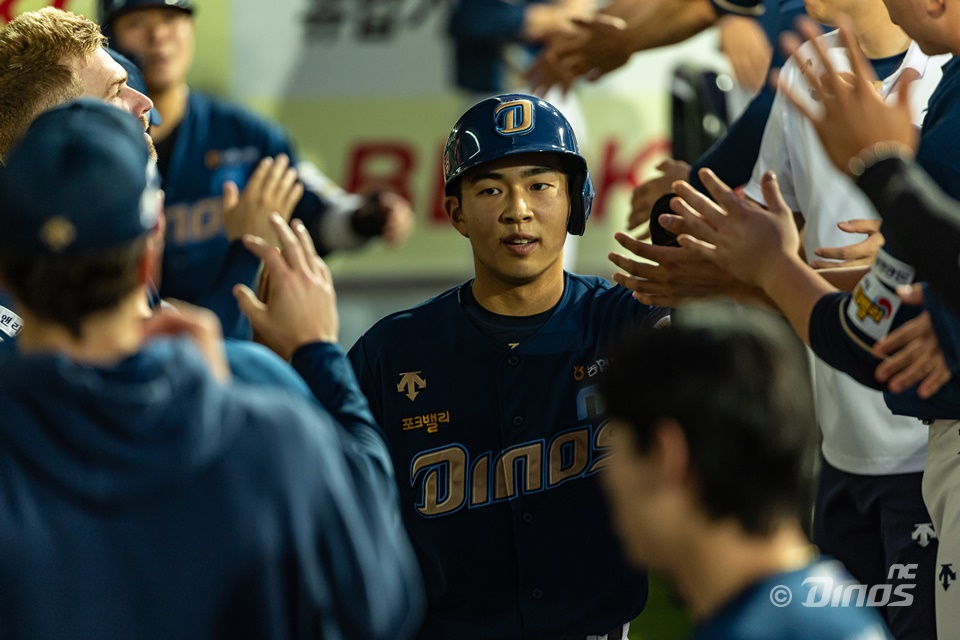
xmin=397 ymin=371 xmax=426 ymax=401
xmin=495 ymin=99 xmax=535 ymax=136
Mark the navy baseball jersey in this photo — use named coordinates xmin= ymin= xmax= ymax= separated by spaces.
xmin=692 ymin=559 xmax=892 ymax=639
xmin=158 ymin=91 xmax=344 ymax=339
xmin=349 ymin=273 xmax=666 ymax=639
xmin=0 ymin=337 xmax=424 ymax=640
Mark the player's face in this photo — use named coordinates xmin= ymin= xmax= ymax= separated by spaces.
xmin=74 ymin=48 xmax=157 ymax=160
xmin=447 ymin=156 xmax=569 ymax=289
xmin=110 ymin=8 xmax=195 ymax=94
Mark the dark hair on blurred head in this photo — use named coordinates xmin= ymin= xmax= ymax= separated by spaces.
xmin=600 ymin=302 xmax=817 ymax=536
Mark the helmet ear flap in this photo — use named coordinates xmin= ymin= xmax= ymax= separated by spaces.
xmin=564 ymin=159 xmax=593 ymax=236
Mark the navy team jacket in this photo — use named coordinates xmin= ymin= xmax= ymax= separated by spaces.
xmin=0 ymin=339 xmax=424 ymax=639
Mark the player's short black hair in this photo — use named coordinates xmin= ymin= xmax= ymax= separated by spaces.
xmin=0 ymin=237 xmax=148 ymax=338
xmin=600 ymin=303 xmax=817 ymax=536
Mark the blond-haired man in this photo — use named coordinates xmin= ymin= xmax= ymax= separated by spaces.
xmin=0 ymin=7 xmax=153 ymax=159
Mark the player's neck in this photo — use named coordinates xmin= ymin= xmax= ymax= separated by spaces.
xmin=670 ymin=519 xmax=814 ymax=620
xmin=850 ymin=11 xmax=911 ymax=60
xmin=471 ymin=264 xmax=565 ymax=316
xmin=15 ymin=291 xmax=150 ymax=366
xmin=147 ymin=82 xmax=190 ymax=144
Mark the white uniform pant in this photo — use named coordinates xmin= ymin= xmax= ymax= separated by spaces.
xmin=921 ymin=419 xmax=960 ymax=638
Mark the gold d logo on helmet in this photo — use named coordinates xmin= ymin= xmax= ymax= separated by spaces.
xmin=494 ymin=100 xmax=535 ymax=136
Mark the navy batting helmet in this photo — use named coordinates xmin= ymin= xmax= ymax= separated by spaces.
xmin=443 ymin=94 xmax=595 ymax=236
xmin=98 ymin=0 xmax=193 ymax=29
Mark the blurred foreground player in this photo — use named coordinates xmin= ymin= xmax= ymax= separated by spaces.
xmin=0 ymin=99 xmax=423 ymax=640
xmin=349 ymin=94 xmax=667 ymax=639
xmin=601 ymin=303 xmax=892 ymax=640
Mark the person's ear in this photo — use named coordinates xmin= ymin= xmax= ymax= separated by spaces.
xmin=446 ymin=196 xmax=469 ymax=238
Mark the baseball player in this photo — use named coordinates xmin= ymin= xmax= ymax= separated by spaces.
xmin=739 ymin=3 xmax=946 ymax=636
xmin=601 ymin=302 xmax=892 ymax=640
xmin=98 ymin=0 xmax=414 ymax=340
xmin=0 ymin=98 xmax=424 ymax=640
xmin=348 ymin=94 xmax=667 ymax=639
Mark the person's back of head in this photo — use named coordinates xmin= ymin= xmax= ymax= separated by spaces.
xmin=0 ymin=8 xmax=105 ymax=159
xmin=600 ymin=302 xmax=817 ymax=542
xmin=0 ymin=98 xmax=160 ymax=338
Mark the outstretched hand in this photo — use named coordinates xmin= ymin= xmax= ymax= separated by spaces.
xmin=222 ymin=154 xmax=304 ymax=244
xmin=777 ymin=17 xmax=918 ymax=174
xmin=526 ymin=13 xmax=630 ymax=95
xmin=664 ymin=168 xmax=800 ymax=290
xmin=608 ymin=229 xmax=754 ymax=307
xmin=810 ymin=219 xmax=884 ymax=269
xmin=234 ymin=213 xmax=338 ymax=361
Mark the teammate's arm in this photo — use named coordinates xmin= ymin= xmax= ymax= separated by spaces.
xmin=672 ymin=169 xmax=949 ymax=398
xmin=527 ymin=0 xmax=720 ymax=92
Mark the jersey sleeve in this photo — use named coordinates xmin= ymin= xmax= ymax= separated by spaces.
xmin=268 ymin=379 xmax=424 ymax=639
xmin=808 ymin=247 xmax=922 ymax=390
xmin=923 ymin=286 xmax=960 ymax=375
xmin=290 ymin=341 xmax=394 ymax=477
xmin=688 ymin=84 xmax=776 ymax=193
xmin=857 ymin=157 xmax=960 ymax=316
xmin=688 ymin=0 xmax=806 ymax=194
xmin=346 ymin=335 xmax=385 ymax=428
xmin=277 ymin=340 xmax=424 ymax=636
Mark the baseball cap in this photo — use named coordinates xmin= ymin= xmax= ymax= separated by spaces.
xmin=98 ymin=0 xmax=194 ymax=28
xmin=0 ymin=99 xmax=160 ymax=254
xmin=106 ymin=47 xmax=162 ymax=127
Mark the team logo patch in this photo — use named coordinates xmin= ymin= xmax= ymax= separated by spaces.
xmin=846 ymin=248 xmax=915 ymax=342
xmin=40 ymin=217 xmax=76 ymax=253
xmin=912 ymin=523 xmax=937 ymax=548
xmin=573 ymin=357 xmax=609 ymax=381
xmin=0 ymin=305 xmax=23 ymax=340
xmin=397 ymin=371 xmax=426 ymax=401
xmin=494 ymin=99 xmax=535 ymax=136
